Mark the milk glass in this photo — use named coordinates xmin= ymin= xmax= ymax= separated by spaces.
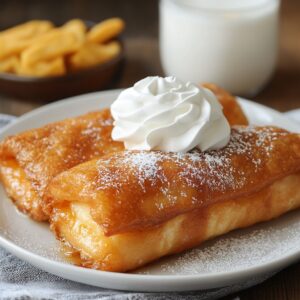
xmin=159 ymin=0 xmax=280 ymax=96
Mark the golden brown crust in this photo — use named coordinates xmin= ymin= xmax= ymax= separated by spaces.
xmin=0 ymin=84 xmax=247 ymax=221
xmin=0 ymin=109 xmax=123 ymax=220
xmin=46 ymin=126 xmax=300 ymax=235
xmin=0 ymin=159 xmax=42 ymax=219
xmin=202 ymin=83 xmax=249 ymax=126
xmin=50 ymin=174 xmax=300 ymax=272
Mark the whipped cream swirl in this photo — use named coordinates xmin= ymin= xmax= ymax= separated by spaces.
xmin=111 ymin=76 xmax=230 ymax=153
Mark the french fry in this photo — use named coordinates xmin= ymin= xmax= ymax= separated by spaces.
xmin=68 ymin=41 xmax=121 ymax=71
xmin=0 ymin=18 xmax=125 ymax=77
xmin=21 ymin=29 xmax=83 ymax=67
xmin=0 ymin=56 xmax=19 ymax=73
xmin=62 ymin=19 xmax=86 ymax=43
xmin=0 ymin=21 xmax=54 ymax=59
xmin=0 ymin=20 xmax=53 ymax=39
xmin=18 ymin=56 xmax=66 ymax=77
xmin=87 ymin=18 xmax=124 ymax=44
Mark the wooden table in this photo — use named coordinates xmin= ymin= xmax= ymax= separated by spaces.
xmin=0 ymin=0 xmax=299 ymax=299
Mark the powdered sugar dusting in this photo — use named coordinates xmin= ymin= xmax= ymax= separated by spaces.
xmin=81 ymin=117 xmax=113 ymax=140
xmin=96 ymin=127 xmax=290 ymax=201
xmin=123 ymin=151 xmax=168 ymax=191
xmin=1 ymin=182 xmax=300 ymax=277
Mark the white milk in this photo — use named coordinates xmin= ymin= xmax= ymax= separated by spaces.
xmin=159 ymin=0 xmax=280 ymax=96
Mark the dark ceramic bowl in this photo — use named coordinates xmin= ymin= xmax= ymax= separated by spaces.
xmin=0 ymin=22 xmax=124 ymax=101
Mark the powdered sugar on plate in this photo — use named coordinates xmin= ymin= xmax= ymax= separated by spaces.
xmin=95 ymin=126 xmax=293 ymax=216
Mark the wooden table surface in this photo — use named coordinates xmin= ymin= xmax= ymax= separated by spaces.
xmin=0 ymin=0 xmax=299 ymax=299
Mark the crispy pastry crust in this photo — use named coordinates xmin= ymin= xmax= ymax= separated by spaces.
xmin=0 ymin=85 xmax=247 ymax=221
xmin=50 ymin=173 xmax=300 ymax=272
xmin=46 ymin=126 xmax=300 ymax=235
xmin=0 ymin=109 xmax=123 ymax=220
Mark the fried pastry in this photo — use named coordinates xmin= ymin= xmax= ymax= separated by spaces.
xmin=0 ymin=85 xmax=247 ymax=221
xmin=47 ymin=126 xmax=300 ymax=272
xmin=202 ymin=83 xmax=248 ymax=126
xmin=0 ymin=109 xmax=122 ymax=221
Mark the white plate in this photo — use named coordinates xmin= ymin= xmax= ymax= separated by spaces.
xmin=0 ymin=90 xmax=299 ymax=292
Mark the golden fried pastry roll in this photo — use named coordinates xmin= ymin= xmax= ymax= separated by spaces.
xmin=0 ymin=85 xmax=246 ymax=221
xmin=0 ymin=109 xmax=123 ymax=221
xmin=47 ymin=126 xmax=300 ymax=272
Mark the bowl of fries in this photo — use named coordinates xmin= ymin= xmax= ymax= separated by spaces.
xmin=0 ymin=18 xmax=125 ymax=101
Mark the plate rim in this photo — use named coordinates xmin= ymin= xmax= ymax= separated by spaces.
xmin=0 ymin=89 xmax=300 ymax=291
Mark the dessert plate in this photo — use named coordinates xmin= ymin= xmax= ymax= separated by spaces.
xmin=0 ymin=89 xmax=299 ymax=292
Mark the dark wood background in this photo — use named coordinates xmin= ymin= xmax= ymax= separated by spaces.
xmin=0 ymin=1 xmax=299 ymax=299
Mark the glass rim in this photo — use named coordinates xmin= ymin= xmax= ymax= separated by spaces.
xmin=161 ymin=0 xmax=280 ymax=14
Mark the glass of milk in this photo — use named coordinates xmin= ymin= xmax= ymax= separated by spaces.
xmin=159 ymin=0 xmax=280 ymax=96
